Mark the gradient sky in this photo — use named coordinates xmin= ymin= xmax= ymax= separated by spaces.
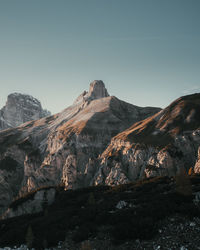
xmin=0 ymin=0 xmax=200 ymax=114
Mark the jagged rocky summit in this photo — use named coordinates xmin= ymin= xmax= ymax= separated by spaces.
xmin=74 ymin=80 xmax=109 ymax=104
xmin=0 ymin=80 xmax=160 ymax=214
xmin=0 ymin=93 xmax=51 ymax=130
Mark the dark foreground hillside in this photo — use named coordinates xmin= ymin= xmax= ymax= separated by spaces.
xmin=0 ymin=174 xmax=200 ymax=249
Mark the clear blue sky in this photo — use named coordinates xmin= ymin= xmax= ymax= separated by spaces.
xmin=0 ymin=0 xmax=199 ymax=114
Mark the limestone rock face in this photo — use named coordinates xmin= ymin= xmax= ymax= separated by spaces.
xmin=0 ymin=81 xmax=160 ymax=214
xmin=74 ymin=80 xmax=109 ymax=104
xmin=88 ymin=80 xmax=109 ymax=99
xmin=0 ymin=93 xmax=50 ymax=130
xmin=194 ymin=147 xmax=200 ymax=173
xmin=95 ymin=93 xmax=200 ymax=185
xmin=2 ymin=188 xmax=56 ymax=219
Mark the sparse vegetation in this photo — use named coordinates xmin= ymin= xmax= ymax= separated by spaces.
xmin=0 ymin=175 xmax=199 ymax=248
xmin=25 ymin=225 xmax=34 ymax=249
xmin=188 ymin=167 xmax=194 ymax=175
xmin=81 ymin=241 xmax=92 ymax=250
xmin=0 ymin=157 xmax=19 ymax=171
xmin=87 ymin=192 xmax=96 ymax=206
xmin=10 ymin=184 xmax=64 ymax=210
xmin=175 ymin=168 xmax=192 ymax=196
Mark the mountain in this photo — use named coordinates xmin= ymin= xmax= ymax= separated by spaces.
xmin=95 ymin=93 xmax=200 ymax=185
xmin=0 ymin=80 xmax=160 ymax=214
xmin=0 ymin=93 xmax=51 ymax=130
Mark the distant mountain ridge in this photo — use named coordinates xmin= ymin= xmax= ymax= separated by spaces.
xmin=0 ymin=93 xmax=51 ymax=130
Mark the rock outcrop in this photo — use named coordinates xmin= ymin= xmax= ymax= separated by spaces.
xmin=2 ymin=187 xmax=56 ymax=219
xmin=0 ymin=80 xmax=160 ymax=214
xmin=74 ymin=80 xmax=109 ymax=104
xmin=0 ymin=93 xmax=50 ymax=130
xmin=194 ymin=147 xmax=200 ymax=173
xmin=88 ymin=80 xmax=109 ymax=99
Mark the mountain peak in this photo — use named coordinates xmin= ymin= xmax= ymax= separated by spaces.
xmin=74 ymin=80 xmax=110 ymax=104
xmin=7 ymin=92 xmax=41 ymax=106
xmin=88 ymin=80 xmax=109 ymax=99
xmin=0 ymin=93 xmax=51 ymax=130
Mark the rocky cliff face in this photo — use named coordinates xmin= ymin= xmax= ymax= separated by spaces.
xmin=2 ymin=187 xmax=56 ymax=219
xmin=74 ymin=80 xmax=109 ymax=104
xmin=94 ymin=93 xmax=200 ymax=185
xmin=0 ymin=80 xmax=160 ymax=214
xmin=194 ymin=147 xmax=200 ymax=173
xmin=0 ymin=93 xmax=50 ymax=130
